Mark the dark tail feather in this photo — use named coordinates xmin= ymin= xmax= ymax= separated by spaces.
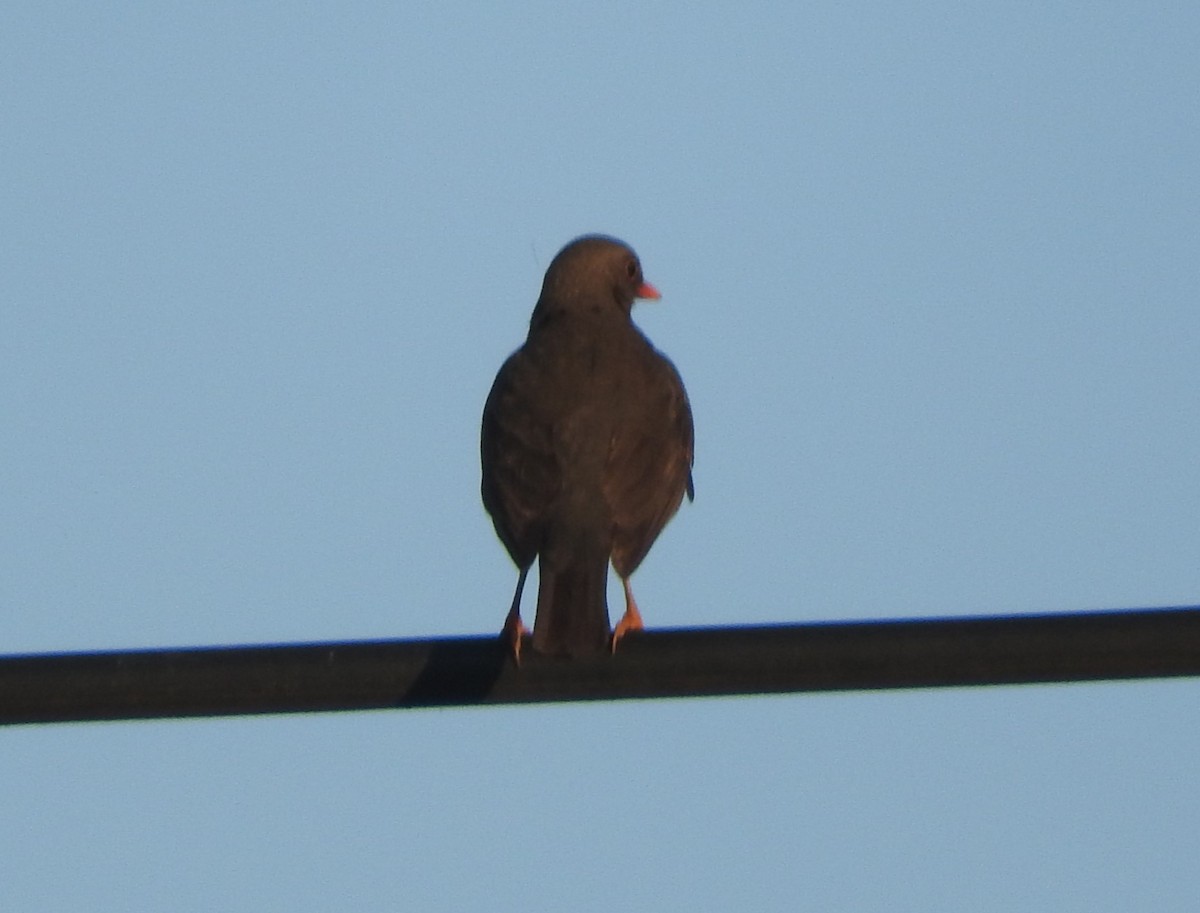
xmin=532 ymin=555 xmax=610 ymax=658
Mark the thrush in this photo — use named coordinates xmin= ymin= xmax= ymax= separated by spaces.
xmin=481 ymin=235 xmax=694 ymax=661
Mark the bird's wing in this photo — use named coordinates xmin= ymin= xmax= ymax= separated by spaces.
xmin=606 ymin=353 xmax=694 ymax=577
xmin=481 ymin=349 xmax=561 ymax=567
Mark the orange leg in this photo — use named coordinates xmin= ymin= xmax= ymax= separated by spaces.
xmin=501 ymin=567 xmax=530 ymax=665
xmin=611 ymin=577 xmax=645 ymax=653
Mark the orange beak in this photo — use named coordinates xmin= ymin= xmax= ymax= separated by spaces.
xmin=636 ymin=281 xmax=661 ymax=301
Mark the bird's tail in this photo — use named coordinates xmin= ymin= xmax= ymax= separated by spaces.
xmin=532 ymin=553 xmax=610 ymax=658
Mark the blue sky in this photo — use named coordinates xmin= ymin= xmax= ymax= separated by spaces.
xmin=3 ymin=4 xmax=1198 ymax=910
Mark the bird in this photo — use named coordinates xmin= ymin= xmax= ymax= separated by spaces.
xmin=481 ymin=234 xmax=694 ymax=662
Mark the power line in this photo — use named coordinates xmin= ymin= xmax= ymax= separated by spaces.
xmin=3 ymin=606 xmax=1198 ymax=726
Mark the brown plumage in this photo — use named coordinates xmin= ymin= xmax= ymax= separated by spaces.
xmin=481 ymin=235 xmax=694 ymax=660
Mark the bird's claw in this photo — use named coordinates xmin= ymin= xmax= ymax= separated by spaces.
xmin=502 ymin=610 xmax=529 ymax=666
xmin=610 ymin=605 xmax=644 ymax=653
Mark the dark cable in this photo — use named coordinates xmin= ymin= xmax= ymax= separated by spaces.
xmin=3 ymin=606 xmax=1198 ymax=726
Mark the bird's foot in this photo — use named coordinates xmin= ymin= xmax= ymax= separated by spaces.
xmin=501 ymin=608 xmax=529 ymax=666
xmin=610 ymin=603 xmax=644 ymax=653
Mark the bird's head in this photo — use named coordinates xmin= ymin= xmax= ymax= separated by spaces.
xmin=532 ymin=235 xmax=660 ymax=325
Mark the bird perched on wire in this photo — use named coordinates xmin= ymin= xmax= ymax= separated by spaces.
xmin=481 ymin=235 xmax=694 ymax=662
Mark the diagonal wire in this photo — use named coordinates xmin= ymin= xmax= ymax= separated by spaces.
xmin=2 ymin=606 xmax=1199 ymax=726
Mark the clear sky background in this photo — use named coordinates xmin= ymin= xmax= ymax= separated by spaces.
xmin=3 ymin=4 xmax=1198 ymax=910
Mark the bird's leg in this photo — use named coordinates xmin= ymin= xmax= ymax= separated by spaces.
xmin=611 ymin=577 xmax=645 ymax=652
xmin=501 ymin=567 xmax=530 ymax=665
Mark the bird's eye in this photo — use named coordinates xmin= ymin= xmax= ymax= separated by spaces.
xmin=625 ymin=259 xmax=638 ymax=280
